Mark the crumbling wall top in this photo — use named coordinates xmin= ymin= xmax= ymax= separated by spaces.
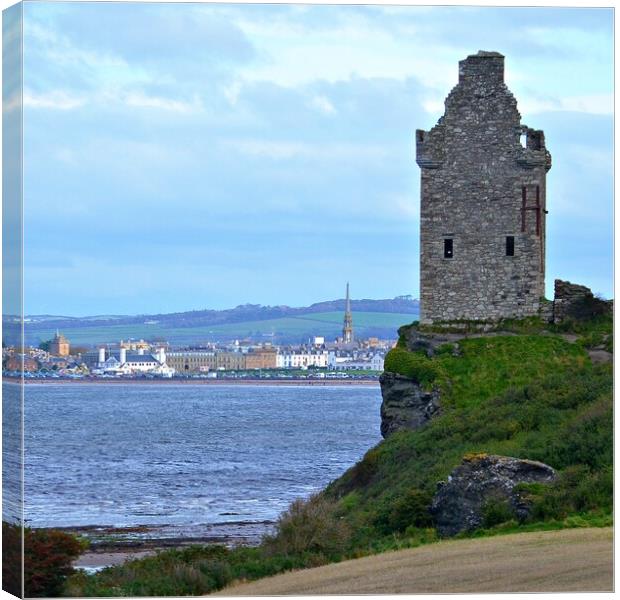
xmin=458 ymin=50 xmax=505 ymax=86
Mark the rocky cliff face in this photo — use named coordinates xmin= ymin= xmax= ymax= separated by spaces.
xmin=379 ymin=372 xmax=440 ymax=438
xmin=430 ymin=454 xmax=557 ymax=537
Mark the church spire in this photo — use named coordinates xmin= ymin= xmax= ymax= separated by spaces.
xmin=342 ymin=282 xmax=353 ymax=344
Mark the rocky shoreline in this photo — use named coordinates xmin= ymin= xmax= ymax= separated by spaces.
xmin=57 ymin=520 xmax=275 ymax=572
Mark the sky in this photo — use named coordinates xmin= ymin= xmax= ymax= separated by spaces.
xmin=9 ymin=2 xmax=614 ymax=315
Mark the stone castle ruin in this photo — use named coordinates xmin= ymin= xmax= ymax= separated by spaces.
xmin=416 ymin=51 xmax=552 ymax=324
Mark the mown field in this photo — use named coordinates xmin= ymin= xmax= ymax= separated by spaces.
xmin=215 ymin=527 xmax=613 ymax=595
xmin=26 ymin=311 xmax=417 ymax=346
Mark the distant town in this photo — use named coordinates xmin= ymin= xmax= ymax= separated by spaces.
xmin=4 ymin=284 xmax=395 ymax=382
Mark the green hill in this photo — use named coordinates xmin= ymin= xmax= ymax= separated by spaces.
xmin=27 ymin=311 xmax=416 ymax=346
xmin=22 ymin=297 xmax=420 ymax=347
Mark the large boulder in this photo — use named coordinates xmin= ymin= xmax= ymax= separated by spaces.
xmin=430 ymin=454 xmax=556 ymax=537
xmin=379 ymin=372 xmax=440 ymax=438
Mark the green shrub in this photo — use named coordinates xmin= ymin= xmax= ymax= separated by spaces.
xmin=263 ymin=494 xmax=351 ymax=559
xmin=396 ymin=322 xmax=418 ymax=348
xmin=552 ymin=396 xmax=612 ymax=470
xmin=517 ymin=465 xmax=613 ymax=523
xmin=339 ymin=447 xmax=381 ymax=493
xmin=435 ymin=343 xmax=456 ymax=356
xmin=482 ymin=499 xmax=515 ymax=528
xmin=66 ymin=546 xmax=236 ymax=597
xmin=384 ymin=347 xmax=440 ymax=386
xmin=339 ymin=491 xmax=361 ymax=513
xmin=67 ymin=544 xmax=306 ymax=597
xmin=391 ymin=489 xmax=434 ymax=530
xmin=374 ymin=489 xmax=434 ymax=534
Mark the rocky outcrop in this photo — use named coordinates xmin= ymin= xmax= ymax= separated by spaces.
xmin=398 ymin=325 xmax=458 ymax=356
xmin=430 ymin=454 xmax=556 ymax=537
xmin=553 ymin=279 xmax=612 ymax=323
xmin=379 ymin=372 xmax=440 ymax=438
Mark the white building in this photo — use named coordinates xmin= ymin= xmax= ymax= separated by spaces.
xmin=94 ymin=346 xmax=175 ymax=378
xmin=328 ymin=350 xmax=363 ymax=368
xmin=371 ymin=353 xmax=385 ymax=371
xmin=328 ymin=350 xmax=385 ymax=371
xmin=276 ymin=349 xmax=329 ymax=369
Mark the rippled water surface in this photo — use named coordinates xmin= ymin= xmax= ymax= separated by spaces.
xmin=23 ymin=384 xmax=381 ymax=531
xmin=3 ymin=383 xmax=22 ymax=524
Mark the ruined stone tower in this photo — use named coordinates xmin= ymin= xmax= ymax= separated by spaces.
xmin=416 ymin=51 xmax=551 ymax=324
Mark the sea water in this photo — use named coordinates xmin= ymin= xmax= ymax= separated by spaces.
xmin=15 ymin=383 xmax=381 ymax=537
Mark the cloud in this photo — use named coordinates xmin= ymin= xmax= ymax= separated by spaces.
xmin=123 ymin=91 xmax=203 ymax=113
xmin=223 ymin=138 xmax=390 ymax=163
xmin=25 ymin=21 xmax=141 ymax=89
xmin=563 ymin=143 xmax=613 ymax=175
xmin=222 ymin=81 xmax=243 ymax=106
xmin=23 ymin=85 xmax=204 ymax=114
xmin=519 ymin=94 xmax=613 ymax=117
xmin=24 ymin=89 xmax=86 ymax=110
xmin=309 ymin=95 xmax=337 ymax=115
xmin=24 ymin=3 xmax=255 ymax=92
xmin=422 ymin=98 xmax=444 ymax=116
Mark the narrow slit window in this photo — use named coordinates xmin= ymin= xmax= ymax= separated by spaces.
xmin=444 ymin=238 xmax=453 ymax=259
xmin=506 ymin=236 xmax=515 ymax=256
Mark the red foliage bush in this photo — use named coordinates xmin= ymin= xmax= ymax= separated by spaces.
xmin=3 ymin=522 xmax=86 ymax=597
xmin=2 ymin=521 xmax=22 ymax=597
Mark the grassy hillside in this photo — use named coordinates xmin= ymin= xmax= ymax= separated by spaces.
xmin=27 ymin=311 xmax=416 ymax=346
xmin=328 ymin=335 xmax=611 ymax=548
xmin=62 ymin=315 xmax=612 ymax=597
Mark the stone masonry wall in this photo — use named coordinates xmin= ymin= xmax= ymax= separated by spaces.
xmin=553 ymin=279 xmax=613 ymax=323
xmin=416 ymin=51 xmax=552 ymax=324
